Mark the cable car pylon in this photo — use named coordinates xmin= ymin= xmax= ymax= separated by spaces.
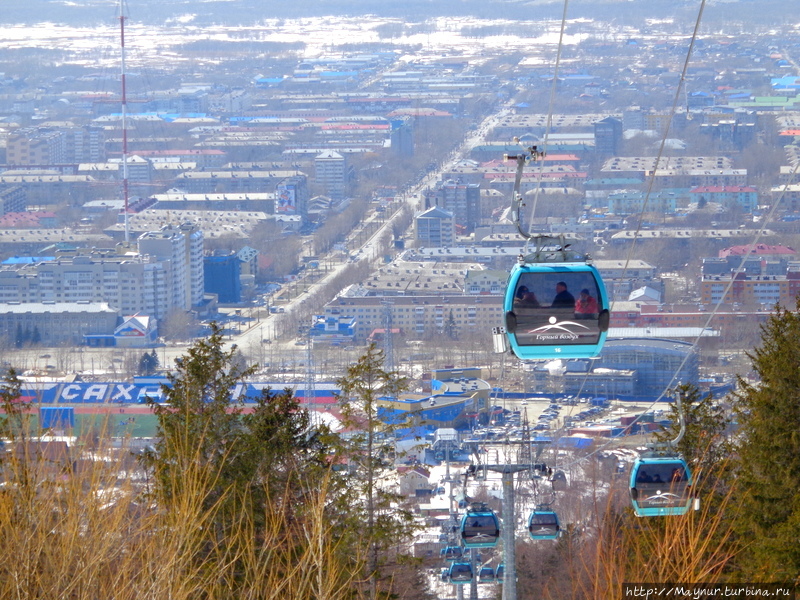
xmin=464 ymin=461 xmax=548 ymax=600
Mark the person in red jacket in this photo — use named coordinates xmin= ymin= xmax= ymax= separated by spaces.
xmin=575 ymin=288 xmax=599 ymax=318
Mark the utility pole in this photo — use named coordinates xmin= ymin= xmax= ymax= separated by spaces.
xmin=381 ymin=300 xmax=395 ymax=374
xmin=304 ymin=322 xmax=316 ymax=425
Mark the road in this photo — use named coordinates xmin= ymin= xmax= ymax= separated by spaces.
xmin=7 ymin=104 xmax=516 ymax=378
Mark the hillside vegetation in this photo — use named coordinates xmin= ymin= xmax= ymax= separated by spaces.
xmin=2 ymin=309 xmax=800 ymax=597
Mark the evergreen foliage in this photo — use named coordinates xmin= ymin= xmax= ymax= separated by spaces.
xmin=138 ymin=350 xmax=159 ymax=376
xmin=653 ymin=383 xmax=732 ymax=497
xmin=142 ymin=322 xmax=255 ymax=514
xmin=141 ymin=323 xmax=341 ymax=528
xmin=337 ymin=343 xmax=416 ymax=599
xmin=444 ymin=309 xmax=458 ymax=340
xmin=138 ymin=326 xmax=409 ymax=597
xmin=0 ymin=368 xmax=27 ymax=443
xmin=733 ymin=303 xmax=800 ymax=583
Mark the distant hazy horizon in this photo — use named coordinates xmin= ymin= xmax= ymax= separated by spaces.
xmin=0 ymin=0 xmax=784 ymax=31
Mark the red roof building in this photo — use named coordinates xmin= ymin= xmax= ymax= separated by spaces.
xmin=719 ymin=243 xmax=796 ymax=259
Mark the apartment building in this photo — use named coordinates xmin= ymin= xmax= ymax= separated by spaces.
xmin=700 ymin=271 xmax=800 ymax=308
xmin=0 ymin=224 xmax=205 ymax=320
xmin=415 ymin=206 xmax=455 ymax=248
xmin=430 ymin=181 xmax=480 ymax=233
xmin=314 ymin=150 xmax=348 ymax=201
xmin=6 ymin=128 xmax=66 ymax=165
xmin=0 ymin=186 xmax=27 ymax=216
xmin=324 ymin=294 xmax=503 ymax=342
xmin=138 ymin=222 xmax=205 ymax=310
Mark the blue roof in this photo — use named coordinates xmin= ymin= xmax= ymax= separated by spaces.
xmin=160 ymin=113 xmax=208 ymax=122
xmin=771 ymin=75 xmax=800 ymax=89
xmin=2 ymin=256 xmax=54 ymax=264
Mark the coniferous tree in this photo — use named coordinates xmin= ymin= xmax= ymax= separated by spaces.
xmin=140 ymin=324 xmax=347 ymax=562
xmin=444 ymin=309 xmax=458 ymax=340
xmin=337 ymin=343 xmax=415 ymax=600
xmin=0 ymin=369 xmax=36 ymax=494
xmin=142 ymin=323 xmax=256 ymax=515
xmin=236 ymin=387 xmax=339 ymax=530
xmin=653 ymin=383 xmax=732 ymax=497
xmin=137 ymin=351 xmax=158 ymax=376
xmin=149 ymin=349 xmax=159 ymax=371
xmin=732 ymin=302 xmax=800 ymax=582
xmin=0 ymin=369 xmax=27 ymax=443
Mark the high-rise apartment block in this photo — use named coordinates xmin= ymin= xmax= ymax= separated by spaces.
xmin=6 ymin=125 xmax=106 ymax=166
xmin=6 ymin=128 xmax=66 ymax=166
xmin=0 ymin=186 xmax=27 ymax=216
xmin=415 ymin=206 xmax=455 ymax=248
xmin=314 ymin=150 xmax=347 ymax=201
xmin=431 ymin=181 xmax=480 ymax=234
xmin=0 ymin=223 xmax=204 ymax=320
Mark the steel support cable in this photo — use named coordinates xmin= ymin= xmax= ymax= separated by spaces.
xmin=557 ymin=161 xmax=800 ymax=471
xmin=523 ymin=0 xmax=571 ymax=252
xmin=553 ymin=0 xmax=708 ymax=427
xmin=545 ymin=0 xmax=717 ymax=470
xmin=613 ymin=0 xmax=707 ymax=313
xmin=534 ymin=0 xmax=709 ymax=469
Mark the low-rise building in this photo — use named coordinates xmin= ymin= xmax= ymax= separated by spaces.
xmin=689 ymin=185 xmax=758 ymax=212
xmin=0 ymin=301 xmax=118 ymax=346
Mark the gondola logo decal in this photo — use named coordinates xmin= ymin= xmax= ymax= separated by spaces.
xmin=642 ymin=490 xmax=682 ymax=505
xmin=466 ymin=532 xmax=496 ymax=542
xmin=531 ymin=527 xmax=557 ymax=534
xmin=529 ymin=316 xmax=590 ymax=341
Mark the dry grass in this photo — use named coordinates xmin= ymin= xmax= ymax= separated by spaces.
xmin=0 ymin=418 xmax=368 ymax=600
xmin=548 ymin=455 xmax=741 ymax=600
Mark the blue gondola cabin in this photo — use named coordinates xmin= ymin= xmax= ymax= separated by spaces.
xmin=528 ymin=510 xmax=561 ymax=540
xmin=629 ymin=457 xmax=695 ymax=517
xmin=478 ymin=566 xmax=495 ymax=583
xmin=448 ymin=562 xmax=473 ymax=584
xmin=504 ymin=263 xmax=609 ymax=360
xmin=460 ymin=508 xmax=501 ymax=548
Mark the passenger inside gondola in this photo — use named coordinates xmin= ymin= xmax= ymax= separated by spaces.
xmin=637 ymin=464 xmax=686 ymax=486
xmin=631 ymin=459 xmax=693 ymax=515
xmin=466 ymin=515 xmax=498 ymax=534
xmin=551 ymin=281 xmax=575 ymax=308
xmin=575 ymin=288 xmax=599 ymax=318
xmin=530 ymin=513 xmax=558 ymax=526
xmin=515 ymin=285 xmax=540 ymax=307
xmin=511 ymin=273 xmax=603 ymax=347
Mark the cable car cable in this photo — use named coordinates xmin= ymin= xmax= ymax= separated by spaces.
xmin=521 ymin=0 xmax=572 ymax=243
xmin=553 ymin=159 xmax=800 ymax=476
xmin=531 ymin=0 xmax=715 ymax=470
